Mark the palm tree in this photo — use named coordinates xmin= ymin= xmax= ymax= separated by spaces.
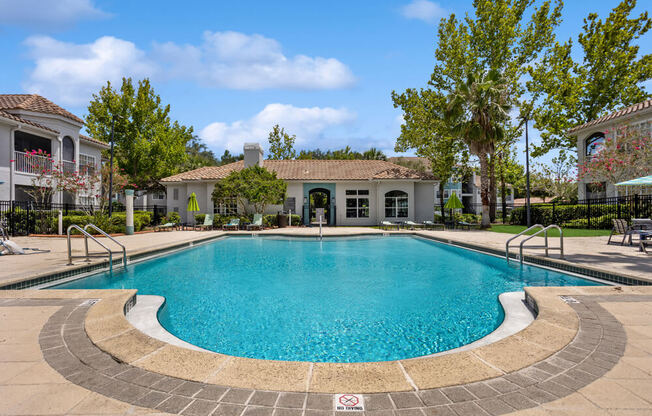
xmin=362 ymin=148 xmax=387 ymax=160
xmin=447 ymin=69 xmax=511 ymax=228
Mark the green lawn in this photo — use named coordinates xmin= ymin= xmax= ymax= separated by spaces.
xmin=488 ymin=224 xmax=611 ymax=237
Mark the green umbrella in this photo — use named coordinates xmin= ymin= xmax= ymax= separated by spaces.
xmin=187 ymin=192 xmax=200 ymax=224
xmin=444 ymin=192 xmax=464 ymax=209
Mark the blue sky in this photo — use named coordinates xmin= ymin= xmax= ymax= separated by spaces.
xmin=0 ymin=0 xmax=649 ymax=165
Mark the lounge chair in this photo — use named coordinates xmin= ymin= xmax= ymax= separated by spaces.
xmin=247 ymin=214 xmax=263 ymax=231
xmin=641 ymin=239 xmax=651 ymax=254
xmin=608 ymin=219 xmax=637 ymax=245
xmin=222 ymin=218 xmax=240 ymax=231
xmin=404 ymin=220 xmax=423 ymax=230
xmin=198 ymin=214 xmax=214 ymax=231
xmin=381 ymin=221 xmax=399 ymax=231
xmin=423 ymin=221 xmax=445 ymax=230
xmin=156 ymin=222 xmax=177 ymax=232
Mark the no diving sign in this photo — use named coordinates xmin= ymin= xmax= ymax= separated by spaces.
xmin=334 ymin=394 xmax=364 ymax=411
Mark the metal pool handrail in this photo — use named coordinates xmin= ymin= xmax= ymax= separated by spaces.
xmin=506 ymin=224 xmax=544 ymax=263
xmin=519 ymin=224 xmax=564 ymax=264
xmin=67 ymin=225 xmax=114 ymax=270
xmin=319 ymin=215 xmax=323 ymax=240
xmin=84 ymin=223 xmax=127 ymax=268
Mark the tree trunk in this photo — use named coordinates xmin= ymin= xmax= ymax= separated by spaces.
xmin=478 ymin=153 xmax=491 ymax=228
xmin=489 ymin=154 xmax=496 ymax=223
xmin=498 ymin=151 xmax=507 ymax=224
xmin=439 ymin=181 xmax=446 ymax=224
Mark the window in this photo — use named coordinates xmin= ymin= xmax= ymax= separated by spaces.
xmin=173 ymin=207 xmax=179 ymax=213
xmin=214 ymin=197 xmax=237 ymax=215
xmin=345 ymin=190 xmax=370 ymax=218
xmin=385 ymin=190 xmax=408 ymax=218
xmin=79 ymin=154 xmax=95 ymax=176
xmin=62 ymin=136 xmax=75 ymax=161
xmin=586 ymin=133 xmax=605 ymax=158
xmin=79 ymin=196 xmax=95 ymax=206
xmin=173 ymin=188 xmax=179 ymax=201
xmin=152 ymin=192 xmax=166 ymax=200
xmin=443 ymin=190 xmax=450 ymax=199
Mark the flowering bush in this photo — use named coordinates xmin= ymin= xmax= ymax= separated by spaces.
xmin=578 ymin=125 xmax=651 ymax=186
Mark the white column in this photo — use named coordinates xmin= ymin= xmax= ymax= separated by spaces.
xmin=125 ymin=189 xmax=134 ymax=235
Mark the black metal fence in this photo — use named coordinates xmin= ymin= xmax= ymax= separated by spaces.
xmin=508 ymin=194 xmax=652 ymax=229
xmin=0 ymin=201 xmax=167 ymax=236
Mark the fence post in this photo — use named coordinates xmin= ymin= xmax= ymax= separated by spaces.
xmin=552 ymin=202 xmax=556 ymax=224
xmin=10 ymin=201 xmax=15 ymax=236
xmin=26 ymin=201 xmax=31 ymax=235
xmin=153 ymin=205 xmax=160 ymax=225
xmin=634 ymin=194 xmax=640 ymax=219
xmin=587 ymin=198 xmax=591 ymax=229
xmin=617 ymin=197 xmax=621 ymax=219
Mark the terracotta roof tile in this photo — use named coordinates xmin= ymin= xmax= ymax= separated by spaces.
xmin=161 ymin=160 xmax=436 ymax=182
xmin=0 ymin=94 xmax=84 ymax=124
xmin=0 ymin=110 xmax=59 ymax=134
xmin=567 ymin=99 xmax=652 ymax=134
xmin=79 ymin=134 xmax=110 ymax=149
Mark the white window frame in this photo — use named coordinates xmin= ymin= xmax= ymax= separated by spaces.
xmin=152 ymin=191 xmax=166 ymax=200
xmin=214 ymin=197 xmax=238 ymax=216
xmin=384 ymin=190 xmax=408 ymax=218
xmin=79 ymin=154 xmax=96 ymax=176
xmin=345 ymin=190 xmax=370 ymax=218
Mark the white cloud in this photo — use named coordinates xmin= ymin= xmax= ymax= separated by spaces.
xmin=23 ymin=35 xmax=156 ymax=106
xmin=153 ymin=31 xmax=356 ymax=89
xmin=400 ymin=0 xmax=446 ymax=24
xmin=22 ymin=31 xmax=356 ymax=105
xmin=200 ymin=104 xmax=356 ymax=153
xmin=0 ymin=0 xmax=109 ymax=27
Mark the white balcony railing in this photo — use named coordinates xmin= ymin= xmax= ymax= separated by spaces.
xmin=14 ymin=151 xmax=53 ymax=175
xmin=63 ymin=160 xmax=76 ymax=174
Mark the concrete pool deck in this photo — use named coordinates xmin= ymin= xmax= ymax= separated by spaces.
xmin=1 ymin=227 xmax=650 ymax=289
xmin=2 ymin=287 xmax=652 ymax=415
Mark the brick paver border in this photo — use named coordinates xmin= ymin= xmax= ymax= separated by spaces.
xmin=2 ymin=294 xmax=638 ymax=415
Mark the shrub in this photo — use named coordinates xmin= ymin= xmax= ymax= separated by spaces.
xmin=455 ymin=213 xmax=480 ymax=223
xmin=195 ymin=213 xmax=206 ymax=224
xmin=263 ymin=214 xmax=301 ymax=227
xmin=166 ymin=212 xmax=181 ymax=223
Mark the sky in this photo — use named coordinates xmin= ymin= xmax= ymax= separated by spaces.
xmin=0 ymin=0 xmax=649 ymax=166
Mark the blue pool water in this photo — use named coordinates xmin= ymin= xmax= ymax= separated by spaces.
xmin=54 ymin=236 xmax=599 ymax=362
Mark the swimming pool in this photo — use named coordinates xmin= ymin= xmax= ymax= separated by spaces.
xmin=54 ymin=235 xmax=600 ymax=362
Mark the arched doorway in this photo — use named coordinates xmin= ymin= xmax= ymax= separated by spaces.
xmin=309 ymin=188 xmax=330 ymax=225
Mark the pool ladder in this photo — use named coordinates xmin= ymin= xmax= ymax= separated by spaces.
xmin=505 ymin=224 xmax=564 ymax=264
xmin=67 ymin=224 xmax=127 ymax=271
xmin=319 ymin=215 xmax=323 ymax=240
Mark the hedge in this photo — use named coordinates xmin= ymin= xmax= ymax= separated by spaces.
xmin=509 ymin=204 xmax=623 ymax=227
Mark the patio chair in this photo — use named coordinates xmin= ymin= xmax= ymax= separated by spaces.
xmin=607 ymin=219 xmax=637 ymax=245
xmin=457 ymin=221 xmax=478 ymax=230
xmin=197 ymin=214 xmax=214 ymax=231
xmin=404 ymin=220 xmax=423 ymax=230
xmin=381 ymin=221 xmax=399 ymax=231
xmin=222 ymin=218 xmax=240 ymax=231
xmin=156 ymin=222 xmax=177 ymax=232
xmin=246 ymin=214 xmax=263 ymax=231
xmin=641 ymin=239 xmax=651 ymax=254
xmin=423 ymin=220 xmax=445 ymax=230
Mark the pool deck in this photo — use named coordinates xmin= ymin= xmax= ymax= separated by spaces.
xmin=2 ymin=286 xmax=652 ymax=415
xmin=1 ymin=227 xmax=650 ymax=288
xmin=1 ymin=227 xmax=651 ymax=414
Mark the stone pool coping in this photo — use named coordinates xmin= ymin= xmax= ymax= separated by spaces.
xmin=4 ymin=285 xmax=647 ymax=395
xmin=2 ymin=286 xmax=649 ymax=416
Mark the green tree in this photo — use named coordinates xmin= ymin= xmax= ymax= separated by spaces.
xmin=394 ymin=0 xmax=563 ymax=222
xmin=211 ymin=165 xmax=287 ymax=215
xmin=267 ymin=124 xmax=297 ymax=160
xmin=495 ymin=144 xmax=525 ymax=221
xmin=362 ymin=148 xmax=387 ymax=160
xmin=528 ymin=0 xmax=652 ymax=156
xmin=393 ymin=89 xmax=468 ymax=222
xmin=86 ymin=78 xmax=193 ymax=190
xmin=447 ymin=70 xmax=512 ymax=228
xmin=217 ymin=150 xmax=244 ymax=165
xmin=183 ymin=136 xmax=218 ymax=170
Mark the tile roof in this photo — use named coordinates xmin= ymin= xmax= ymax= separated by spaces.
xmin=161 ymin=160 xmax=436 ymax=182
xmin=0 ymin=110 xmax=59 ymax=134
xmin=0 ymin=94 xmax=84 ymax=124
xmin=567 ymin=99 xmax=652 ymax=134
xmin=79 ymin=134 xmax=110 ymax=149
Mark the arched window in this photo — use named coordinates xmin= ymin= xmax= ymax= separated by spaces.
xmin=62 ymin=136 xmax=75 ymax=161
xmin=585 ymin=132 xmax=605 ymax=158
xmin=385 ymin=190 xmax=408 ymax=218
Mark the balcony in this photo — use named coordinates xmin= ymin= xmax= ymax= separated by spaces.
xmin=14 ymin=151 xmax=53 ymax=175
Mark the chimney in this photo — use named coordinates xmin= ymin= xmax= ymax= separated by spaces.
xmin=243 ymin=143 xmax=264 ymax=168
